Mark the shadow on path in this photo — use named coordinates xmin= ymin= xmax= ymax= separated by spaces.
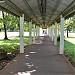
xmin=0 ymin=36 xmax=75 ymax=75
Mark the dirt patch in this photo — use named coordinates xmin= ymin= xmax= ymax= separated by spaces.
xmin=65 ymin=55 xmax=75 ymax=68
xmin=0 ymin=50 xmax=19 ymax=70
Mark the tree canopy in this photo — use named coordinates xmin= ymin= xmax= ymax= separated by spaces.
xmin=0 ymin=11 xmax=29 ymax=32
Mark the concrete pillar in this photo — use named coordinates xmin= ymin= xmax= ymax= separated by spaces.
xmin=48 ymin=27 xmax=50 ymax=37
xmin=37 ymin=26 xmax=40 ymax=36
xmin=58 ymin=24 xmax=60 ymax=36
xmin=50 ymin=26 xmax=52 ymax=41
xmin=29 ymin=21 xmax=32 ymax=44
xmin=50 ymin=27 xmax=52 ymax=38
xmin=51 ymin=25 xmax=54 ymax=41
xmin=33 ymin=24 xmax=36 ymax=42
xmin=54 ymin=23 xmax=57 ymax=45
xmin=47 ymin=27 xmax=49 ymax=35
xmin=36 ymin=26 xmax=38 ymax=38
xmin=48 ymin=26 xmax=51 ymax=38
xmin=37 ymin=26 xmax=39 ymax=37
xmin=59 ymin=15 xmax=64 ymax=54
xmin=38 ymin=27 xmax=40 ymax=36
xmin=20 ymin=14 xmax=24 ymax=53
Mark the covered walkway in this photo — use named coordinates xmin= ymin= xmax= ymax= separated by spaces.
xmin=0 ymin=36 xmax=74 ymax=75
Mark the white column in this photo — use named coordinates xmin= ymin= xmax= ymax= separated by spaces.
xmin=58 ymin=24 xmax=60 ymax=36
xmin=50 ymin=26 xmax=52 ymax=38
xmin=48 ymin=26 xmax=51 ymax=38
xmin=20 ymin=14 xmax=24 ymax=53
xmin=29 ymin=21 xmax=32 ymax=44
xmin=37 ymin=26 xmax=39 ymax=37
xmin=47 ymin=28 xmax=49 ymax=35
xmin=37 ymin=26 xmax=40 ymax=36
xmin=51 ymin=26 xmax=52 ymax=40
xmin=59 ymin=15 xmax=64 ymax=54
xmin=54 ymin=23 xmax=57 ymax=45
xmin=33 ymin=24 xmax=35 ymax=42
xmin=48 ymin=27 xmax=50 ymax=37
xmin=51 ymin=25 xmax=54 ymax=41
xmin=36 ymin=26 xmax=38 ymax=38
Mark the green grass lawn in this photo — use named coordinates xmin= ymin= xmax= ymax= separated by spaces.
xmin=64 ymin=40 xmax=75 ymax=62
xmin=0 ymin=36 xmax=29 ymax=53
xmin=57 ymin=38 xmax=75 ymax=62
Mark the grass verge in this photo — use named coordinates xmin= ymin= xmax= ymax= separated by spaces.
xmin=64 ymin=40 xmax=75 ymax=62
xmin=57 ymin=39 xmax=75 ymax=64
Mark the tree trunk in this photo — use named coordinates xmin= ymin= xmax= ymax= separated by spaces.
xmin=2 ymin=11 xmax=8 ymax=40
xmin=4 ymin=23 xmax=8 ymax=40
xmin=67 ymin=26 xmax=69 ymax=37
xmin=18 ymin=23 xmax=20 ymax=37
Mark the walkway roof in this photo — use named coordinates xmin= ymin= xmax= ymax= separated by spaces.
xmin=0 ymin=0 xmax=75 ymax=28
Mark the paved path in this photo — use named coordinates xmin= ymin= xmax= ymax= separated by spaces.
xmin=0 ymin=36 xmax=75 ymax=75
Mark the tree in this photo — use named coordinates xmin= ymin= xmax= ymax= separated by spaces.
xmin=66 ymin=25 xmax=71 ymax=37
xmin=1 ymin=11 xmax=20 ymax=39
xmin=65 ymin=18 xmax=73 ymax=37
xmin=24 ymin=22 xmax=29 ymax=31
xmin=70 ymin=16 xmax=75 ymax=30
xmin=2 ymin=11 xmax=8 ymax=40
xmin=0 ymin=18 xmax=3 ymax=31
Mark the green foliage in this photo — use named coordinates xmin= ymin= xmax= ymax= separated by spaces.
xmin=24 ymin=22 xmax=29 ymax=31
xmin=71 ymin=56 xmax=75 ymax=62
xmin=70 ymin=16 xmax=75 ymax=28
xmin=0 ymin=11 xmax=20 ymax=31
xmin=57 ymin=35 xmax=60 ymax=41
xmin=0 ymin=11 xmax=29 ymax=32
xmin=65 ymin=16 xmax=75 ymax=31
xmin=0 ymin=18 xmax=2 ymax=23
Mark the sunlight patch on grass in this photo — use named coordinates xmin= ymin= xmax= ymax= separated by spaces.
xmin=65 ymin=38 xmax=75 ymax=44
xmin=0 ymin=36 xmax=29 ymax=53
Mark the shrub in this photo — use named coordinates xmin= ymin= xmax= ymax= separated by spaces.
xmin=57 ymin=35 xmax=60 ymax=41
